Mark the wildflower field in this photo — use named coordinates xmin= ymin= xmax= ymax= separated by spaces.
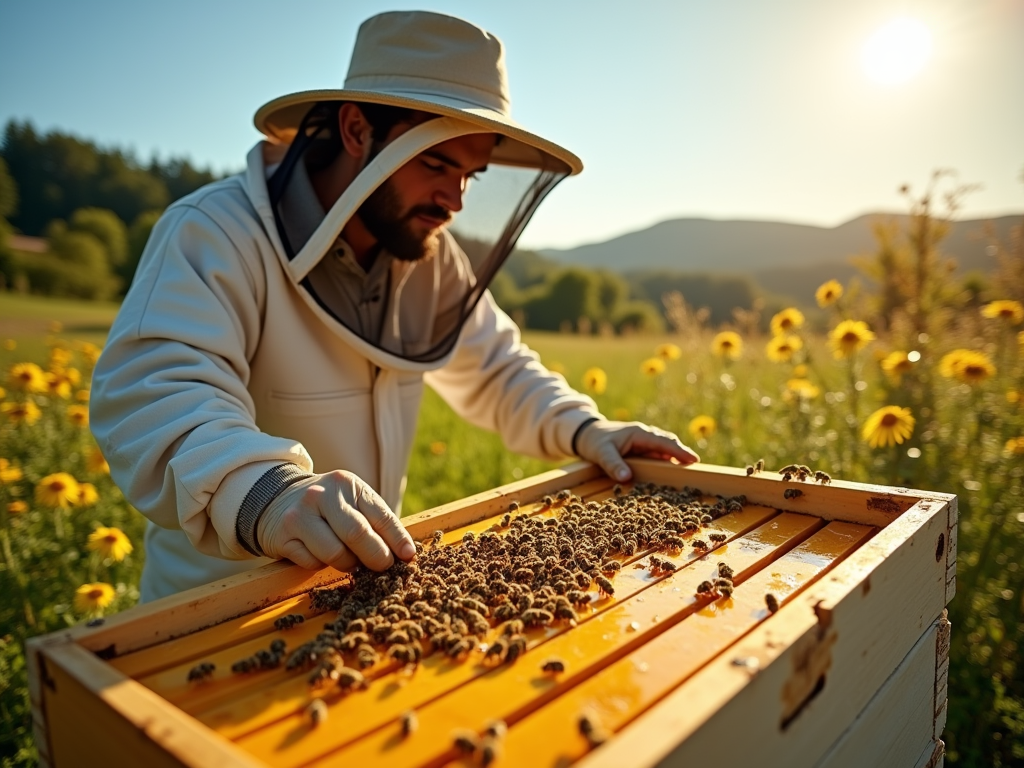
xmin=3 ymin=250 xmax=1024 ymax=764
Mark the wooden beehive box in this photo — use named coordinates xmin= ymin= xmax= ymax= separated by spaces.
xmin=26 ymin=459 xmax=956 ymax=768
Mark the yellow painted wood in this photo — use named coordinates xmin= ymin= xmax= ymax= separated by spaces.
xmin=250 ymin=513 xmax=823 ymax=768
xmin=200 ymin=504 xmax=780 ymax=746
xmin=483 ymin=522 xmax=873 ymax=768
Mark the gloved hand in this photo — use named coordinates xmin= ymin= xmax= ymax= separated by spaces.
xmin=574 ymin=420 xmax=700 ymax=482
xmin=257 ymin=470 xmax=415 ymax=572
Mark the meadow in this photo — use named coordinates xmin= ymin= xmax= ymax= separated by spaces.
xmin=1 ymin=285 xmax=1022 ymax=767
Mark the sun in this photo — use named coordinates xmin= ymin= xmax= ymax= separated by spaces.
xmin=862 ymin=18 xmax=933 ymax=85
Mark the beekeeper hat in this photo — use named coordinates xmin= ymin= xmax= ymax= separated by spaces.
xmin=254 ymin=10 xmax=582 ymax=175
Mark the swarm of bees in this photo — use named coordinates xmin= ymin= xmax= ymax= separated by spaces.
xmin=274 ymin=613 xmax=305 ymax=630
xmin=778 ymin=464 xmax=832 ymax=485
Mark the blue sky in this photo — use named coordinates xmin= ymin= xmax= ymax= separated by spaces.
xmin=2 ymin=0 xmax=1022 ymax=248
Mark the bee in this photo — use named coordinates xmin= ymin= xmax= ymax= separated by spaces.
xmin=453 ymin=729 xmax=480 ymax=756
xmin=556 ymin=489 xmax=572 ymax=503
xmin=574 ymin=571 xmax=593 ymax=588
xmin=718 ymin=562 xmax=735 ymax=580
xmin=231 ymin=656 xmax=257 ymax=674
xmin=613 ymin=484 xmax=624 ymax=495
xmin=187 ymin=661 xmax=215 ymax=682
xmin=356 ymin=644 xmax=379 ymax=669
xmin=462 ymin=531 xmax=476 ymax=544
xmin=765 ymin=593 xmax=780 ymax=614
xmin=708 ymin=532 xmax=727 ymax=544
xmin=484 ymin=636 xmax=509 ymax=663
xmin=521 ymin=608 xmax=554 ymax=627
xmin=480 ymin=737 xmax=502 ymax=767
xmin=814 ymin=470 xmax=832 ymax=485
xmin=446 ymin=637 xmax=474 ymax=659
xmin=779 ymin=463 xmax=799 ymax=475
xmin=336 ymin=666 xmax=365 ymax=692
xmin=600 ymin=560 xmax=622 ymax=573
xmin=783 ymin=488 xmax=804 ymax=499
xmin=306 ymin=698 xmax=328 ymax=727
xmin=745 ymin=465 xmax=755 ymax=476
xmin=554 ymin=604 xmax=579 ymax=623
xmin=696 ymin=580 xmax=714 ymax=594
xmin=717 ymin=584 xmax=734 ymax=598
xmin=459 ymin=597 xmax=490 ymax=616
xmin=494 ymin=602 xmax=518 ymax=622
xmin=714 ymin=577 xmax=734 ymax=590
xmin=385 ymin=629 xmax=410 ymax=646
xmin=484 ymin=720 xmax=508 ymax=739
xmin=400 ymin=709 xmax=418 ymax=738
xmin=781 ymin=472 xmax=793 ymax=482
xmin=274 ymin=613 xmax=305 ymax=631
xmin=578 ymin=713 xmax=608 ymax=748
xmin=503 ymin=619 xmax=525 ymax=636
xmin=542 ymin=658 xmax=566 ymax=673
xmin=431 ymin=529 xmax=444 ymax=546
xmin=500 ymin=513 xmax=512 ymax=527
xmin=508 ymin=501 xmax=520 ymax=513
xmin=595 ymin=575 xmax=616 ymax=596
xmin=506 ymin=634 xmax=528 ymax=663
xmin=691 ymin=539 xmax=709 ymax=551
xmin=541 ymin=494 xmax=554 ymax=507
xmin=340 ymin=631 xmax=371 ymax=652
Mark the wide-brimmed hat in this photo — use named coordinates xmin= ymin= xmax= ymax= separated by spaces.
xmin=254 ymin=10 xmax=582 ymax=175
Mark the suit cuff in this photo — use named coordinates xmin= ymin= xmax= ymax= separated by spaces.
xmin=235 ymin=463 xmax=313 ymax=556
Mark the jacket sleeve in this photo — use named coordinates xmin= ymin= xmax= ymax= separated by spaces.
xmin=89 ymin=202 xmax=312 ymax=560
xmin=424 ymin=291 xmax=603 ymax=460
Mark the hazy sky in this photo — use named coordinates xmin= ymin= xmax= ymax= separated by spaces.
xmin=2 ymin=0 xmax=1022 ymax=249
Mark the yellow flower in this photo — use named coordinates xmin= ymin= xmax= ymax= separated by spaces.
xmin=815 ymin=280 xmax=844 ymax=308
xmin=0 ymin=387 xmax=5 ymax=399
xmin=3 ymin=339 xmax=15 ymax=351
xmin=828 ymin=320 xmax=876 ymax=359
xmin=49 ymin=347 xmax=72 ymax=368
xmin=766 ymin=334 xmax=803 ymax=363
xmin=8 ymin=362 xmax=48 ymax=393
xmin=87 ymin=447 xmax=110 ymax=474
xmin=2 ymin=401 xmax=42 ymax=425
xmin=77 ymin=482 xmax=99 ymax=506
xmin=67 ymin=405 xmax=89 ymax=427
xmin=711 ymin=331 xmax=742 ymax=360
xmin=880 ymin=351 xmax=915 ymax=380
xmin=1004 ymin=437 xmax=1024 ymax=456
xmin=582 ymin=367 xmax=608 ymax=394
xmin=785 ymin=378 xmax=820 ymax=400
xmin=938 ymin=349 xmax=995 ymax=384
xmin=861 ymin=406 xmax=915 ymax=449
xmin=0 ymin=458 xmax=23 ymax=484
xmin=35 ymin=473 xmax=81 ymax=509
xmin=1008 ymin=390 xmax=1021 ymax=404
xmin=75 ymin=389 xmax=90 ymax=402
xmin=74 ymin=582 xmax=115 ymax=613
xmin=87 ymin=527 xmax=133 ymax=561
xmin=641 ymin=357 xmax=666 ymax=376
xmin=7 ymin=501 xmax=28 ymax=515
xmin=980 ymin=300 xmax=1024 ymax=324
xmin=655 ymin=343 xmax=682 ymax=361
xmin=45 ymin=372 xmax=72 ymax=399
xmin=770 ymin=308 xmax=805 ymax=336
xmin=429 ymin=441 xmax=446 ymax=456
xmin=792 ymin=364 xmax=808 ymax=378
xmin=688 ymin=415 xmax=716 ymax=440
xmin=79 ymin=342 xmax=102 ymax=365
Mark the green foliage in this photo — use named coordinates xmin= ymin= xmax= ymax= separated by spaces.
xmin=612 ymin=300 xmax=665 ymax=333
xmin=626 ymin=270 xmax=759 ymax=327
xmin=518 ymin=268 xmax=603 ymax=331
xmin=68 ymin=207 xmax=128 ymax=267
xmin=0 ymin=121 xmax=220 ymax=237
xmin=0 ymin=157 xmax=17 ymax=221
xmin=125 ymin=210 xmax=163 ymax=286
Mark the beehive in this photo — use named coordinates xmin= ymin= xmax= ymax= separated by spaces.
xmin=27 ymin=459 xmax=956 ymax=768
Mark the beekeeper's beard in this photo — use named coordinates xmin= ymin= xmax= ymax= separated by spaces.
xmin=356 ymin=177 xmax=451 ymax=263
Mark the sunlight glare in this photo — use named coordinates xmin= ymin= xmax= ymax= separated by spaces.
xmin=862 ymin=18 xmax=933 ymax=85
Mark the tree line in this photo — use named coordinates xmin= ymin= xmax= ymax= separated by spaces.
xmin=0 ymin=120 xmax=762 ymax=330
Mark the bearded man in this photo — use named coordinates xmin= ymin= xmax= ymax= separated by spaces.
xmin=90 ymin=10 xmax=699 ymax=602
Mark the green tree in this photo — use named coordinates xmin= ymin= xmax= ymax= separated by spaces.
xmin=124 ymin=209 xmax=163 ymax=286
xmin=69 ymin=207 xmax=128 ymax=267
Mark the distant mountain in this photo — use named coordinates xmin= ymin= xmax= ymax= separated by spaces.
xmin=541 ymin=213 xmax=1021 ymax=302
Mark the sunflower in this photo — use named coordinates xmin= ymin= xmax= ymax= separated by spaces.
xmin=1004 ymin=437 xmax=1024 ymax=456
xmin=880 ymin=351 xmax=915 ymax=380
xmin=88 ymin=527 xmax=133 ymax=561
xmin=980 ymin=300 xmax=1024 ymax=324
xmin=1008 ymin=390 xmax=1021 ymax=405
xmin=77 ymin=483 xmax=99 ymax=506
xmin=861 ymin=406 xmax=915 ymax=449
xmin=688 ymin=415 xmax=716 ymax=440
xmin=45 ymin=372 xmax=72 ymax=399
xmin=582 ymin=367 xmax=608 ymax=394
xmin=79 ymin=342 xmax=102 ymax=365
xmin=7 ymin=501 xmax=28 ymax=515
xmin=939 ymin=349 xmax=995 ymax=384
xmin=711 ymin=332 xmax=742 ymax=360
xmin=828 ymin=320 xmax=876 ymax=359
xmin=792 ymin=364 xmax=808 ymax=378
xmin=1 ymin=401 xmax=42 ymax=425
xmin=87 ymin=447 xmax=110 ymax=474
xmin=785 ymin=378 xmax=820 ymax=400
xmin=770 ymin=308 xmax=805 ymax=336
xmin=67 ymin=405 xmax=89 ymax=427
xmin=655 ymin=343 xmax=682 ymax=361
xmin=75 ymin=389 xmax=90 ymax=402
xmin=8 ymin=362 xmax=47 ymax=393
xmin=815 ymin=280 xmax=844 ymax=307
xmin=640 ymin=358 xmax=666 ymax=376
xmin=0 ymin=458 xmax=23 ymax=484
xmin=49 ymin=347 xmax=72 ymax=368
xmin=35 ymin=473 xmax=81 ymax=509
xmin=74 ymin=582 xmax=115 ymax=613
xmin=766 ymin=334 xmax=803 ymax=363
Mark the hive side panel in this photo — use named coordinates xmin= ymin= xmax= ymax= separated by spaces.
xmin=814 ymin=619 xmax=940 ymax=768
xmin=40 ymin=643 xmax=265 ymax=768
xmin=913 ymin=739 xmax=946 ymax=768
xmin=574 ymin=497 xmax=951 ymax=768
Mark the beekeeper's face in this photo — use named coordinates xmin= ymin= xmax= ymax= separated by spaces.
xmin=357 ymin=131 xmax=497 ymax=261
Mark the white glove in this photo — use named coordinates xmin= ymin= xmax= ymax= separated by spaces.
xmin=257 ymin=470 xmax=415 ymax=572
xmin=574 ymin=420 xmax=700 ymax=482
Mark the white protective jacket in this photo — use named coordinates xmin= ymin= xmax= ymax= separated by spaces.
xmin=91 ymin=138 xmax=600 ymax=601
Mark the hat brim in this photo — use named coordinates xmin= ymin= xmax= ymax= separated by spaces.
xmin=254 ymin=89 xmax=582 ymax=175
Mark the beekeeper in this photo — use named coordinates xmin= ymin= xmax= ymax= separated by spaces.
xmin=90 ymin=10 xmax=700 ymax=601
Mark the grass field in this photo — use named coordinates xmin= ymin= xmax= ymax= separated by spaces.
xmin=1 ymin=292 xmax=1023 ymax=766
